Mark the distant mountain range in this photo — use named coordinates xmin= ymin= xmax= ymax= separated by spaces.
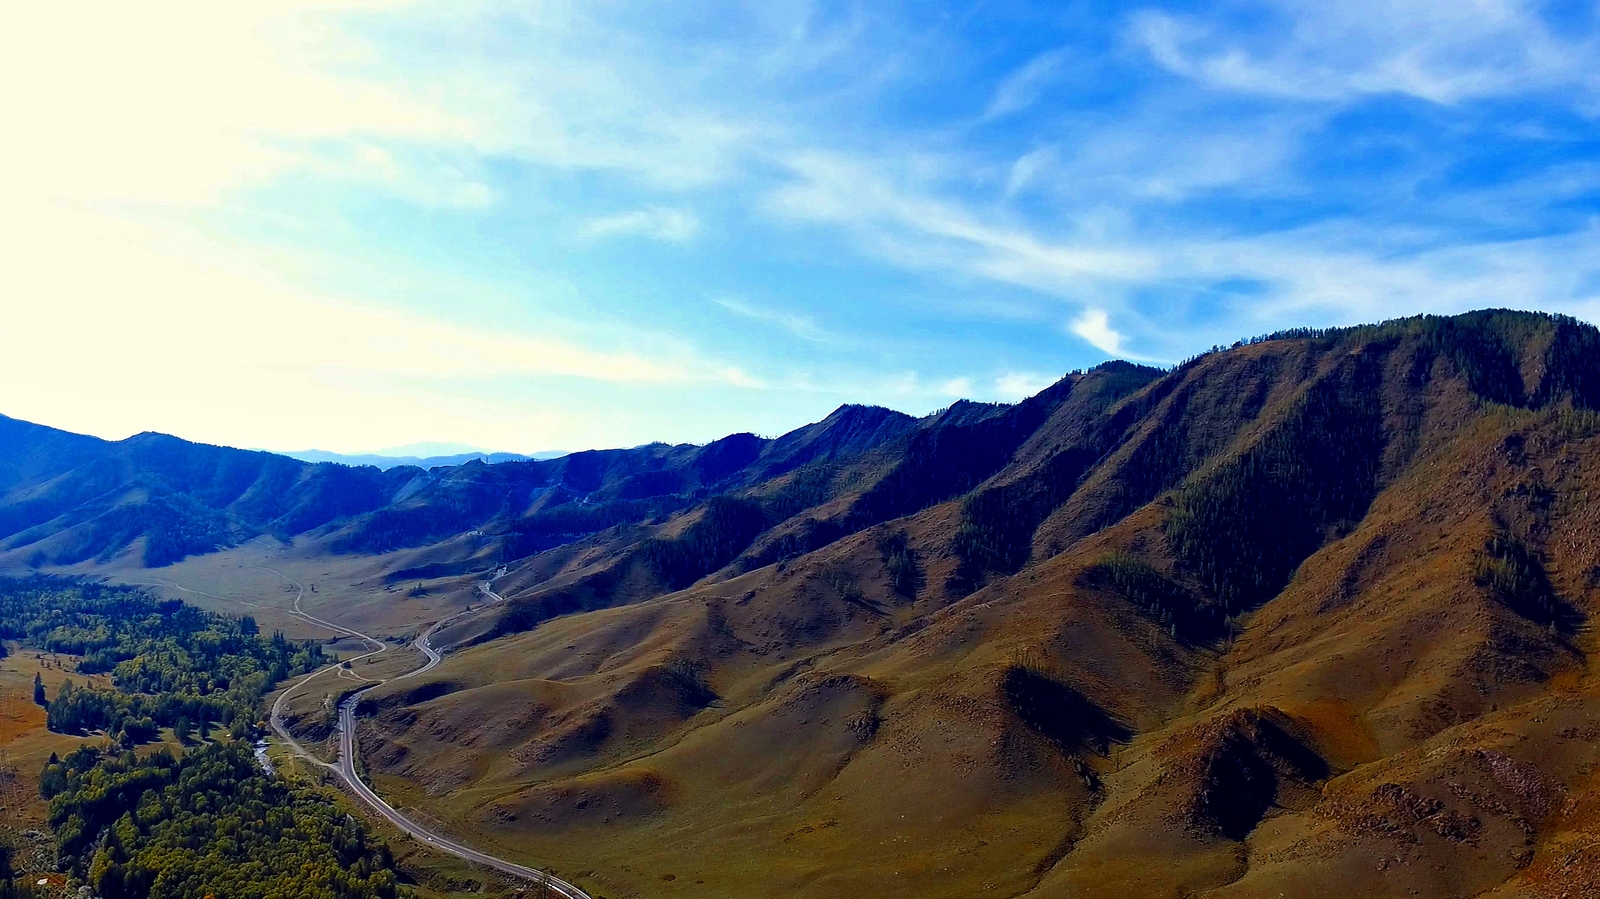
xmin=276 ymin=448 xmax=564 ymax=470
xmin=0 ymin=383 xmax=980 ymax=568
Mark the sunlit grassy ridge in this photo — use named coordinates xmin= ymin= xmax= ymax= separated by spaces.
xmin=342 ymin=309 xmax=1600 ymax=898
xmin=10 ymin=309 xmax=1600 ymax=897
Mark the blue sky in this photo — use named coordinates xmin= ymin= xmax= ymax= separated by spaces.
xmin=4 ymin=1 xmax=1600 ymax=454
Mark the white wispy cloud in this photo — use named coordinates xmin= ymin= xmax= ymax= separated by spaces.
xmin=776 ymin=149 xmax=1600 ymax=359
xmin=765 ymin=151 xmax=1157 ymax=293
xmin=314 ymin=143 xmax=496 ymax=209
xmin=1069 ymin=309 xmax=1129 ymax=356
xmin=1128 ymin=1 xmax=1598 ymax=105
xmin=1004 ymin=147 xmax=1056 ymax=200
xmin=984 ymin=48 xmax=1069 ymax=120
xmin=936 ymin=377 xmax=975 ymax=398
xmin=583 ymin=207 xmax=701 ymax=243
xmin=714 ymin=297 xmax=835 ymax=342
xmin=994 ymin=371 xmax=1059 ymax=401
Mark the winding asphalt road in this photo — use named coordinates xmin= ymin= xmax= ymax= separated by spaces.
xmin=266 ymin=573 xmax=590 ymax=898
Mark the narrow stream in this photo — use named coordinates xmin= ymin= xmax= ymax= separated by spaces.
xmin=253 ymin=738 xmax=275 ymax=775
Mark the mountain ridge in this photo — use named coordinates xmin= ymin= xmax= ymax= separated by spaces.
xmin=0 ymin=397 xmax=995 ymax=569
xmin=339 ymin=308 xmax=1600 ymax=898
xmin=275 ymin=448 xmax=551 ymax=469
xmin=12 ymin=309 xmax=1600 ymax=897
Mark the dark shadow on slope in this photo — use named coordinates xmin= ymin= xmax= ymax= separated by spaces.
xmin=1477 ymin=533 xmax=1583 ymax=633
xmin=1166 ymin=352 xmax=1387 ymax=612
xmin=1078 ymin=553 xmax=1226 ymax=645
xmin=1002 ymin=665 xmax=1131 ymax=757
xmin=1172 ymin=708 xmax=1329 ymax=841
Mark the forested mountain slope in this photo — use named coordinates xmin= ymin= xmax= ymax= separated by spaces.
xmin=0 ymin=398 xmax=930 ymax=570
xmin=347 ymin=310 xmax=1600 ymax=899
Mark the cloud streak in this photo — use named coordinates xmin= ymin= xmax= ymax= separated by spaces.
xmin=1129 ymin=1 xmax=1599 ymax=105
xmin=714 ymin=297 xmax=836 ymax=343
xmin=985 ymin=49 xmax=1069 ymax=120
xmin=583 ymin=207 xmax=701 ymax=243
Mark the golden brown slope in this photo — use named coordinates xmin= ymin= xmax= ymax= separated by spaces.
xmin=353 ymin=311 xmax=1600 ymax=898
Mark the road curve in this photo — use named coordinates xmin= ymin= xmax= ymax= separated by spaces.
xmin=265 ymin=569 xmax=389 ymax=764
xmin=268 ymin=574 xmax=589 ymax=898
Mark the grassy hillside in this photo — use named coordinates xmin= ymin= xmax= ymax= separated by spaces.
xmin=346 ymin=310 xmax=1600 ymax=898
xmin=12 ymin=309 xmax=1600 ymax=897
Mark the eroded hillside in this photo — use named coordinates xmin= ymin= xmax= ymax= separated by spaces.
xmin=347 ymin=311 xmax=1600 ymax=898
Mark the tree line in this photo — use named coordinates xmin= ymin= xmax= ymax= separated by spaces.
xmin=1 ymin=577 xmax=325 ymax=747
xmin=42 ymin=741 xmax=404 ymax=899
xmin=0 ymin=576 xmax=412 ymax=897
